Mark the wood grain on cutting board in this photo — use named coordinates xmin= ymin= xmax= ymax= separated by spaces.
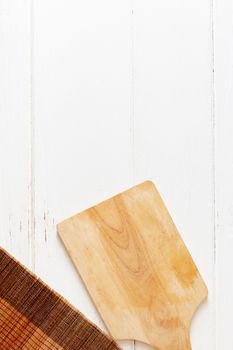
xmin=58 ymin=181 xmax=208 ymax=350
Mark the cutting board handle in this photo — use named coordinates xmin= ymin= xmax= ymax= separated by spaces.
xmin=180 ymin=333 xmax=191 ymax=350
xmin=179 ymin=331 xmax=191 ymax=350
xmin=147 ymin=328 xmax=191 ymax=350
xmin=143 ymin=326 xmax=192 ymax=350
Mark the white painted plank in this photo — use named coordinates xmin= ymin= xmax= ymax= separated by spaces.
xmin=33 ymin=1 xmax=133 ymax=349
xmin=215 ymin=0 xmax=233 ymax=348
xmin=0 ymin=0 xmax=31 ymax=266
xmin=133 ymin=1 xmax=214 ymax=349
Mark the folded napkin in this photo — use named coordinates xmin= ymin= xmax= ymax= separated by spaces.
xmin=0 ymin=247 xmax=121 ymax=350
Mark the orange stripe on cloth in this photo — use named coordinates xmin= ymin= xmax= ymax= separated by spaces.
xmin=0 ymin=247 xmax=121 ymax=350
xmin=0 ymin=297 xmax=63 ymax=349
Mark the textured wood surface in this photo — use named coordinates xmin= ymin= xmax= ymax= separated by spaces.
xmin=58 ymin=181 xmax=207 ymax=349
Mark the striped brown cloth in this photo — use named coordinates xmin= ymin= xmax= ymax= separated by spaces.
xmin=0 ymin=247 xmax=121 ymax=350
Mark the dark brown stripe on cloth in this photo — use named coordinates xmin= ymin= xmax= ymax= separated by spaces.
xmin=0 ymin=247 xmax=121 ymax=350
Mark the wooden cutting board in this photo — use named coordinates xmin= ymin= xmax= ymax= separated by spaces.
xmin=57 ymin=181 xmax=207 ymax=350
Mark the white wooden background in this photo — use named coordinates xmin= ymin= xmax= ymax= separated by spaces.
xmin=0 ymin=0 xmax=230 ymax=349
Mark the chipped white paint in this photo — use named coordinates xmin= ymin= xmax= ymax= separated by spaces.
xmin=0 ymin=0 xmax=228 ymax=349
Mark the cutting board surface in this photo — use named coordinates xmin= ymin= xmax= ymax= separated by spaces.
xmin=57 ymin=181 xmax=207 ymax=350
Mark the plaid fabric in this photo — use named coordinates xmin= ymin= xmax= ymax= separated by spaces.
xmin=0 ymin=247 xmax=121 ymax=350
